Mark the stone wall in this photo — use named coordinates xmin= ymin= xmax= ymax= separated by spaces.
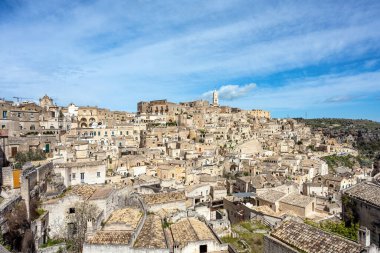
xmin=42 ymin=194 xmax=82 ymax=238
xmin=37 ymin=243 xmax=67 ymax=253
xmin=343 ymin=194 xmax=380 ymax=247
xmin=178 ymin=240 xmax=228 ymax=253
xmin=146 ymin=200 xmax=186 ymax=213
xmin=0 ymin=194 xmax=21 ymax=232
xmin=83 ymin=244 xmax=170 ymax=253
xmin=263 ymin=235 xmax=298 ymax=253
xmin=1 ymin=166 xmax=13 ymax=188
xmin=279 ymin=202 xmax=306 ymax=217
xmin=21 ymin=162 xmax=53 ymax=220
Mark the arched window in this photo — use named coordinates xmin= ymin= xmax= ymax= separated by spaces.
xmin=30 ymin=125 xmax=35 ymax=130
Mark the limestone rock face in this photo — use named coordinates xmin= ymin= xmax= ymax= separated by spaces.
xmin=371 ymin=154 xmax=380 ymax=177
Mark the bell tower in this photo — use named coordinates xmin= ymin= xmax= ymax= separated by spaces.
xmin=212 ymin=90 xmax=218 ymax=106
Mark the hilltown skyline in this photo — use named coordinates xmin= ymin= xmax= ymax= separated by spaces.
xmin=1 ymin=2 xmax=380 ymax=252
xmin=1 ymin=93 xmax=379 ymax=253
xmin=2 ymin=93 xmax=380 ymax=122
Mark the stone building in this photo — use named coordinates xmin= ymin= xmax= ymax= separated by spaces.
xmin=249 ymin=109 xmax=271 ymax=119
xmin=264 ymin=220 xmax=364 ymax=253
xmin=343 ymin=180 xmax=380 ymax=247
xmin=212 ymin=90 xmax=218 ymax=107
xmin=137 ymin=100 xmax=183 ymax=115
xmin=39 ymin=95 xmax=54 ymax=109
xmin=42 ymin=185 xmax=100 ymax=237
xmin=141 ymin=191 xmax=187 ymax=212
xmin=83 ymin=215 xmax=228 ymax=253
xmin=54 ymin=161 xmax=106 ymax=187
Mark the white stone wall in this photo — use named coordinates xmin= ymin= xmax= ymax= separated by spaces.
xmin=186 ymin=185 xmax=210 ymax=202
xmin=147 ymin=200 xmax=186 ymax=212
xmin=57 ymin=164 xmax=106 ymax=186
xmin=177 ymin=240 xmax=228 ymax=253
xmin=83 ymin=244 xmax=170 ymax=253
xmin=132 ymin=166 xmax=147 ymax=177
xmin=42 ymin=195 xmax=82 ymax=238
xmin=212 ymin=189 xmax=227 ymax=201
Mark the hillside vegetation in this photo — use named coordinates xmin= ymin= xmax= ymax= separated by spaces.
xmin=296 ymin=118 xmax=380 ymax=160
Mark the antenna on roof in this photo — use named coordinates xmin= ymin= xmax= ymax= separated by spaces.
xmin=13 ymin=96 xmax=33 ymax=102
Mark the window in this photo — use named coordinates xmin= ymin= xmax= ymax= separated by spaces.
xmin=69 ymin=208 xmax=76 ymax=214
xmin=80 ymin=173 xmax=85 ymax=183
xmin=68 ymin=222 xmax=77 ymax=236
xmin=11 ymin=147 xmax=17 ymax=157
xmin=2 ymin=111 xmax=7 ymax=119
xmin=72 ymin=173 xmax=76 ymax=179
xmin=1 ymin=125 xmax=5 ymax=129
xmin=97 ymin=172 xmax=100 ymax=178
xmin=200 ymin=245 xmax=207 ymax=253
xmin=120 ymin=131 xmax=122 ymax=135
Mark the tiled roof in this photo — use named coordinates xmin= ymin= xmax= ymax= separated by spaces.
xmin=107 ymin=208 xmax=142 ymax=229
xmin=345 ymin=182 xmax=380 ymax=207
xmin=69 ymin=185 xmax=98 ymax=199
xmin=257 ymin=190 xmax=286 ymax=203
xmin=271 ymin=220 xmax=363 ymax=253
xmin=142 ymin=191 xmax=186 ymax=205
xmin=134 ymin=215 xmax=167 ymax=249
xmin=86 ymin=231 xmax=131 ymax=245
xmin=279 ymin=193 xmax=314 ymax=207
xmin=170 ymin=218 xmax=216 ymax=248
xmin=88 ymin=187 xmax=114 ymax=200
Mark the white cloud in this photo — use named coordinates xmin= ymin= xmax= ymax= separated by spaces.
xmin=233 ymin=71 xmax=380 ymax=110
xmin=202 ymin=83 xmax=256 ymax=100
xmin=0 ymin=0 xmax=380 ymax=114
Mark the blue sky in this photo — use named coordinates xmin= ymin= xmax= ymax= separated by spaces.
xmin=1 ymin=0 xmax=380 ymax=120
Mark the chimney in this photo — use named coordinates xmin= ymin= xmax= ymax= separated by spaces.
xmin=87 ymin=218 xmax=94 ymax=235
xmin=358 ymin=226 xmax=370 ymax=247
